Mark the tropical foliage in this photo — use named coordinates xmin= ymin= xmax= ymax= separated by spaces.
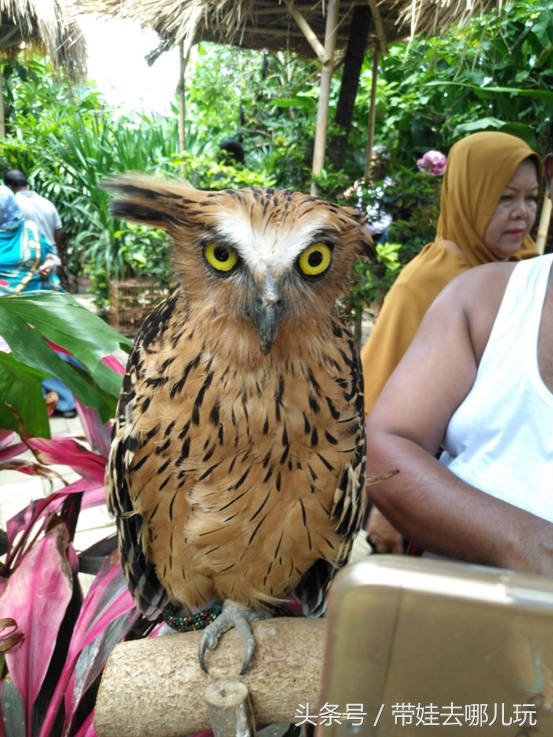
xmin=366 ymin=0 xmax=553 ymax=159
xmin=0 ymin=406 xmax=159 ymax=737
xmin=1 ymin=0 xmax=552 ymax=309
xmin=0 ymin=294 xmax=130 ymax=437
xmin=0 ymin=295 xmax=155 ymax=737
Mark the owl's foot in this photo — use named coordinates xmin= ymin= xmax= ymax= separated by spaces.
xmin=199 ymin=600 xmax=268 ymax=674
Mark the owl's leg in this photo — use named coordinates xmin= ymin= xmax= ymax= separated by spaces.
xmin=199 ymin=600 xmax=269 ymax=674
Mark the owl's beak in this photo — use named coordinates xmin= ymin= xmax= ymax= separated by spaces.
xmin=250 ymin=275 xmax=284 ymax=355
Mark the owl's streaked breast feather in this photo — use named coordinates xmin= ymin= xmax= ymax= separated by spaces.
xmin=105 ymin=178 xmax=371 ymax=622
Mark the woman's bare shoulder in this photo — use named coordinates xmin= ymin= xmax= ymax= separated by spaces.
xmin=437 ymin=261 xmax=515 ymax=307
xmin=438 ymin=262 xmax=517 ymax=363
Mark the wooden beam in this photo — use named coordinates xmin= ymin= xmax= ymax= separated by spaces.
xmin=364 ymin=49 xmax=379 ymax=180
xmin=0 ymin=24 xmax=22 ymax=50
xmin=237 ymin=27 xmax=348 ymax=41
xmin=367 ymin=0 xmax=388 ymax=54
xmin=253 ymin=1 xmax=366 ymax=14
xmin=282 ymin=0 xmax=326 ymax=62
xmin=311 ymin=0 xmax=340 ymax=196
xmin=94 ymin=618 xmax=324 ymax=737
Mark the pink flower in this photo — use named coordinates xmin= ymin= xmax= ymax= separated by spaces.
xmin=417 ymin=150 xmax=447 ymax=176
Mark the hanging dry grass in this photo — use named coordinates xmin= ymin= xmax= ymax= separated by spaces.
xmin=0 ymin=0 xmax=86 ymax=77
xmin=78 ymin=0 xmax=505 ymax=60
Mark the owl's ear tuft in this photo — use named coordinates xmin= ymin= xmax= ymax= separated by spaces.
xmin=103 ymin=174 xmax=198 ymax=231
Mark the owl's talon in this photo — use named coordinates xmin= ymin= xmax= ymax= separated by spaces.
xmin=240 ymin=640 xmax=256 ymax=675
xmin=198 ymin=601 xmax=268 ymax=674
xmin=198 ymin=637 xmax=209 ymax=673
xmin=199 ymin=623 xmax=220 ymax=671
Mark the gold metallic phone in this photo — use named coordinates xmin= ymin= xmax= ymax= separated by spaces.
xmin=316 ymin=556 xmax=553 ymax=736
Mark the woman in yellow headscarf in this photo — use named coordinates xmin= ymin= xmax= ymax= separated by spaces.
xmin=362 ymin=131 xmax=541 ymax=552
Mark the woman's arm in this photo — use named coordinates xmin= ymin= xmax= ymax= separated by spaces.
xmin=366 ymin=267 xmax=553 ymax=574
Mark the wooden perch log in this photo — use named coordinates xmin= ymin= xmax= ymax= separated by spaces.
xmin=94 ymin=618 xmax=325 ymax=737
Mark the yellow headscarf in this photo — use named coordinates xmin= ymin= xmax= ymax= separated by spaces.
xmin=361 ymin=131 xmax=541 ymax=417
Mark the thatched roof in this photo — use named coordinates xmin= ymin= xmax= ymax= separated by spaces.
xmin=0 ymin=0 xmax=86 ymax=76
xmin=78 ymin=0 xmax=502 ymax=61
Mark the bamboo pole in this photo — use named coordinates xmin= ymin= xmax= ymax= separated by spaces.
xmin=536 ymin=195 xmax=552 ymax=254
xmin=363 ymin=49 xmax=380 ymax=180
xmin=94 ymin=618 xmax=324 ymax=737
xmin=0 ymin=68 xmax=5 ymax=139
xmin=177 ymin=41 xmax=189 ymax=175
xmin=310 ymin=0 xmax=340 ymax=196
xmin=282 ymin=0 xmax=326 ymax=62
xmin=367 ymin=0 xmax=388 ymax=54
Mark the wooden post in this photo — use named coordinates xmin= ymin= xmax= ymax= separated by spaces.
xmin=536 ymin=195 xmax=552 ymax=254
xmin=310 ymin=0 xmax=340 ymax=196
xmin=177 ymin=41 xmax=188 ymax=174
xmin=364 ymin=49 xmax=379 ymax=180
xmin=205 ymin=680 xmax=257 ymax=737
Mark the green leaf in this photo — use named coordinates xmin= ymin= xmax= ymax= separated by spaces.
xmin=0 ymin=351 xmax=48 ymax=384
xmin=497 ymin=123 xmax=538 ymax=149
xmin=1 ymin=675 xmax=26 ymax=737
xmin=0 ymin=293 xmax=130 ymax=397
xmin=273 ymin=96 xmax=317 ymax=111
xmin=0 ymin=308 xmax=113 ymax=422
xmin=0 ymin=363 xmax=50 ymax=437
xmin=425 ymin=80 xmax=553 ymax=105
xmin=455 ymin=116 xmax=506 ymax=132
xmin=454 ymin=118 xmax=537 ymax=147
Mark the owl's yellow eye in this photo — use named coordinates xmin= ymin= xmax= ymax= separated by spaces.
xmin=298 ymin=244 xmax=332 ymax=277
xmin=204 ymin=242 xmax=239 ymax=273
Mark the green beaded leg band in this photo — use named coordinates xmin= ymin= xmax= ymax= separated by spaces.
xmin=161 ymin=603 xmax=296 ymax=633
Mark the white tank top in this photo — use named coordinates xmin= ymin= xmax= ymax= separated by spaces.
xmin=440 ymin=254 xmax=553 ymax=522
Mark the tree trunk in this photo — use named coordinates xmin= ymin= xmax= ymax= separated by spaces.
xmin=328 ymin=5 xmax=372 ymax=171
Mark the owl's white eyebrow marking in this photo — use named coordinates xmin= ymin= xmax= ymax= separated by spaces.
xmin=213 ymin=208 xmax=333 ymax=279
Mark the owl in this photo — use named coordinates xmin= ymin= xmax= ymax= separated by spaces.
xmin=106 ymin=176 xmax=371 ymax=672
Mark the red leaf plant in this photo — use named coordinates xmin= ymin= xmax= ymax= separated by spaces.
xmin=0 ymin=358 xmax=153 ymax=737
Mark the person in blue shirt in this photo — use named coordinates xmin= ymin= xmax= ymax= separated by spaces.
xmin=0 ymin=185 xmax=60 ymax=295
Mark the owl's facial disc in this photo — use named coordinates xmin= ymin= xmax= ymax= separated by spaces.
xmin=249 ymin=273 xmax=284 ymax=355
